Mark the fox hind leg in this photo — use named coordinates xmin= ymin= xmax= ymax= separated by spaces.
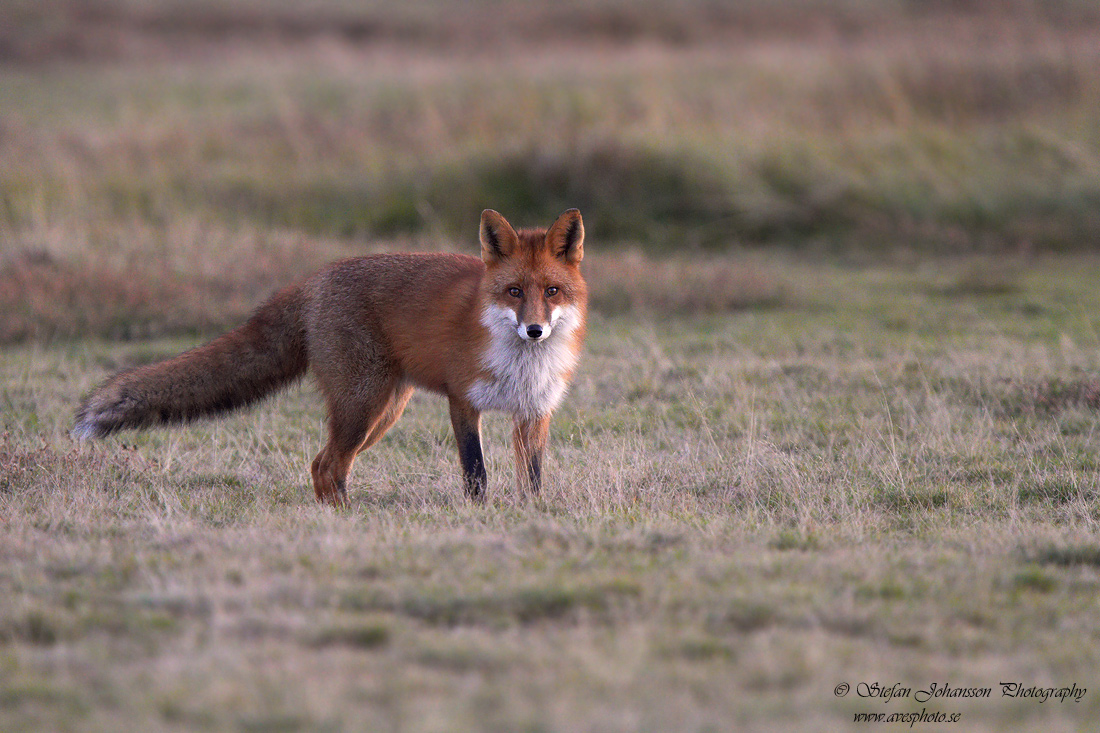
xmin=311 ymin=379 xmax=401 ymax=506
xmin=357 ymin=383 xmax=413 ymax=455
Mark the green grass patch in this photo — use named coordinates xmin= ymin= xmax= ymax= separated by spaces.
xmin=342 ymin=580 xmax=642 ymax=628
xmin=1018 ymin=478 xmax=1086 ymax=505
xmin=1011 ymin=567 xmax=1059 ymax=594
xmin=307 ymin=621 xmax=391 ymax=649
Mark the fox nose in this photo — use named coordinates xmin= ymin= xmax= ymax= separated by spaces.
xmin=526 ymin=324 xmax=544 ymax=339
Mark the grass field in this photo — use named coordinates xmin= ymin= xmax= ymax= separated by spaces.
xmin=3 ymin=1 xmax=1100 ymax=731
xmin=6 ymin=258 xmax=1100 ymax=731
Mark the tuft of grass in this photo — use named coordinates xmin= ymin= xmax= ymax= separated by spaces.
xmin=769 ymin=528 xmax=820 ymax=552
xmin=1017 ymin=478 xmax=1086 ymax=505
xmin=935 ymin=261 xmax=1024 ymax=297
xmin=991 ymin=377 xmax=1100 ymax=416
xmin=0 ymin=682 xmax=86 ymax=714
xmin=342 ymin=581 xmax=641 ymax=628
xmin=665 ymin=637 xmax=736 ymax=661
xmin=1032 ymin=544 xmax=1100 ymax=568
xmin=875 ymin=486 xmax=952 ymax=511
xmin=307 ymin=621 xmax=391 ymax=649
xmin=237 ymin=715 xmax=318 ymax=733
xmin=710 ymin=600 xmax=777 ymax=633
xmin=1011 ymin=567 xmax=1059 ymax=594
xmin=0 ymin=611 xmax=60 ymax=646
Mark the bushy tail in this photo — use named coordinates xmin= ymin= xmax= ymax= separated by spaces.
xmin=73 ymin=285 xmax=309 ymax=439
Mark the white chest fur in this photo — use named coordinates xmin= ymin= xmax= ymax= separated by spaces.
xmin=466 ymin=304 xmax=581 ymax=418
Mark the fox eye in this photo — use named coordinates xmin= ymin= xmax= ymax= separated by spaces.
xmin=545 ymin=286 xmax=559 ymax=297
xmin=508 ymin=287 xmax=522 ymax=298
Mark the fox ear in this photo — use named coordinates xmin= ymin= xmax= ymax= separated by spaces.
xmin=546 ymin=208 xmax=584 ymax=264
xmin=480 ymin=209 xmax=518 ymax=265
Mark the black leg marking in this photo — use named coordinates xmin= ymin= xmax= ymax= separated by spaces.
xmin=450 ymin=399 xmax=488 ymax=502
xmin=457 ymin=430 xmax=487 ymax=500
xmin=527 ymin=453 xmax=541 ymax=494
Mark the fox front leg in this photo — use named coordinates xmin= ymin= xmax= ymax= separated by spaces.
xmin=513 ymin=414 xmax=550 ymax=494
xmin=449 ymin=398 xmax=487 ymax=501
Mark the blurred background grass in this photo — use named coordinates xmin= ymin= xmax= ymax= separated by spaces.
xmin=2 ymin=0 xmax=1099 ymax=341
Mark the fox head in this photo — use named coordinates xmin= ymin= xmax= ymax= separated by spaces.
xmin=479 ymin=208 xmax=587 ymax=344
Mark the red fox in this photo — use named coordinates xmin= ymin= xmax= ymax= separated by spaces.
xmin=74 ymin=209 xmax=587 ymax=506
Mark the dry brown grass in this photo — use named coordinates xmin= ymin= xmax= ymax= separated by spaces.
xmin=0 ymin=219 xmax=331 ymax=343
